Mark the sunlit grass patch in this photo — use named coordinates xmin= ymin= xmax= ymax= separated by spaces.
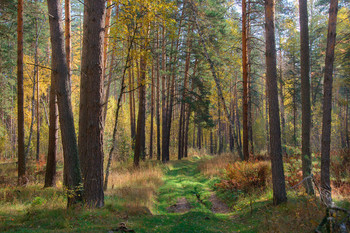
xmin=105 ymin=160 xmax=164 ymax=215
xmin=197 ymin=153 xmax=238 ymax=177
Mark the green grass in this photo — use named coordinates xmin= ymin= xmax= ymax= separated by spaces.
xmin=0 ymin=156 xmax=349 ymax=232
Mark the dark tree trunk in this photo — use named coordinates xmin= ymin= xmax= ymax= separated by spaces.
xmin=101 ymin=0 xmax=113 ymax=127
xmin=278 ymin=51 xmax=286 ymax=154
xmin=299 ymin=0 xmax=314 ymax=194
xmin=156 ymin=29 xmax=161 ymax=160
xmin=197 ymin=126 xmax=202 ymax=150
xmin=210 ymin=131 xmax=214 ymax=154
xmin=218 ymin=98 xmax=223 ymax=154
xmin=47 ymin=0 xmax=82 ymax=207
xmin=346 ymin=91 xmax=349 ymax=149
xmin=17 ymin=0 xmax=26 ymax=185
xmin=242 ymin=0 xmax=249 ymax=161
xmin=149 ymin=59 xmax=154 ymax=159
xmin=321 ymin=0 xmax=338 ymax=197
xmin=44 ymin=81 xmax=58 ymax=187
xmin=129 ymin=59 xmax=136 ymax=142
xmin=248 ymin=73 xmax=254 ymax=156
xmin=178 ymin=26 xmax=192 ymax=160
xmin=35 ymin=17 xmax=40 ymax=161
xmin=265 ymin=0 xmax=287 ymax=205
xmin=234 ymin=79 xmax=243 ymax=159
xmin=65 ymin=0 xmax=71 ymax=80
xmin=25 ymin=77 xmax=36 ymax=158
xmin=161 ymin=24 xmax=167 ymax=163
xmin=134 ymin=50 xmax=147 ymax=166
xmin=265 ymin=84 xmax=270 ymax=155
xmin=184 ymin=62 xmax=197 ymax=158
xmin=79 ymin=0 xmax=106 ymax=207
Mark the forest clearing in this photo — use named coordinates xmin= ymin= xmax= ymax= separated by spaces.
xmin=0 ymin=0 xmax=349 ymax=231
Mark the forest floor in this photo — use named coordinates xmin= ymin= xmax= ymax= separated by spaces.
xmin=0 ymin=154 xmax=349 ymax=232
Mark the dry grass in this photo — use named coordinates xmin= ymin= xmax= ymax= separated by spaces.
xmin=105 ymin=161 xmax=164 ymax=214
xmin=260 ymin=196 xmax=325 ymax=233
xmin=197 ymin=153 xmax=238 ymax=178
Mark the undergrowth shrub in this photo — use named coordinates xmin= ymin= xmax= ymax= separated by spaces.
xmin=216 ymin=161 xmax=270 ymax=193
xmin=284 ymin=156 xmax=303 ymax=188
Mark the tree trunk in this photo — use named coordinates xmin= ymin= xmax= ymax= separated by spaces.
xmin=265 ymin=83 xmax=270 ymax=155
xmin=218 ymin=97 xmax=223 ymax=154
xmin=278 ymin=50 xmax=286 ymax=155
xmin=129 ymin=58 xmax=136 ymax=141
xmin=346 ymin=91 xmax=349 ymax=149
xmin=299 ymin=0 xmax=314 ymax=195
xmin=321 ymin=0 xmax=338 ymax=198
xmin=197 ymin=126 xmax=202 ymax=150
xmin=242 ymin=0 xmax=249 ymax=161
xmin=178 ymin=24 xmax=192 ymax=160
xmin=234 ymin=76 xmax=243 ymax=159
xmin=156 ymin=28 xmax=161 ymax=160
xmin=149 ymin=55 xmax=154 ymax=159
xmin=79 ymin=0 xmax=106 ymax=207
xmin=25 ymin=80 xmax=36 ymax=158
xmin=47 ymin=0 xmax=82 ymax=207
xmin=65 ymin=0 xmax=71 ymax=81
xmin=17 ymin=0 xmax=26 ymax=185
xmin=134 ymin=48 xmax=147 ymax=166
xmin=161 ymin=24 xmax=167 ymax=162
xmin=101 ymin=0 xmax=114 ymax=126
xmin=265 ymin=0 xmax=287 ymax=205
xmin=35 ymin=17 xmax=40 ymax=161
xmin=44 ymin=77 xmax=58 ymax=187
xmin=184 ymin=60 xmax=197 ymax=158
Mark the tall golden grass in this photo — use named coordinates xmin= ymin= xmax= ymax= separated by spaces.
xmin=197 ymin=153 xmax=238 ymax=178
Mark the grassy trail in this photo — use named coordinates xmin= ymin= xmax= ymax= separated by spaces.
xmin=128 ymin=158 xmax=254 ymax=232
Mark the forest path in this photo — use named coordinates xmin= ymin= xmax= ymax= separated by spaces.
xmin=156 ymin=159 xmax=229 ymax=214
xmin=127 ymin=158 xmax=249 ymax=232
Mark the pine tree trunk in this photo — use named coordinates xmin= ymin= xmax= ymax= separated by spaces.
xmin=65 ymin=0 xmax=71 ymax=80
xmin=242 ymin=0 xmax=249 ymax=161
xmin=35 ymin=15 xmax=40 ymax=161
xmin=156 ymin=28 xmax=161 ymax=160
xmin=134 ymin=50 xmax=147 ymax=166
xmin=129 ymin=58 xmax=136 ymax=142
xmin=346 ymin=91 xmax=349 ymax=149
xmin=178 ymin=25 xmax=192 ymax=160
xmin=47 ymin=0 xmax=82 ymax=207
xmin=299 ymin=0 xmax=314 ymax=194
xmin=321 ymin=0 xmax=338 ymax=196
xmin=265 ymin=0 xmax=287 ymax=205
xmin=44 ymin=76 xmax=58 ymax=187
xmin=17 ymin=0 xmax=26 ymax=185
xmin=278 ymin=50 xmax=286 ymax=155
xmin=218 ymin=98 xmax=223 ymax=154
xmin=161 ymin=24 xmax=167 ymax=162
xmin=79 ymin=0 xmax=106 ymax=207
xmin=101 ymin=0 xmax=114 ymax=126
xmin=149 ymin=55 xmax=154 ymax=159
xmin=184 ymin=60 xmax=197 ymax=158
xmin=234 ymin=78 xmax=243 ymax=159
